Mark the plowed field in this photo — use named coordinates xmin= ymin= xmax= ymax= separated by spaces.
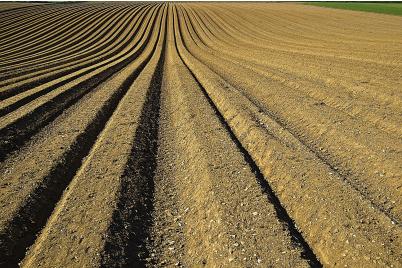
xmin=1 ymin=2 xmax=401 ymax=268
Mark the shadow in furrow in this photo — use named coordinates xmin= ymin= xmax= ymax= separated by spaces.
xmin=0 ymin=33 xmax=159 ymax=268
xmin=0 ymin=6 xmax=106 ymax=56
xmin=0 ymin=4 xmax=50 ymax=16
xmin=189 ymin=68 xmax=322 ymax=268
xmin=0 ymin=6 xmax=145 ymax=97
xmin=0 ymin=8 xmax=160 ymax=162
xmin=236 ymin=88 xmax=401 ymax=226
xmin=173 ymin=19 xmax=321 ymax=264
xmin=175 ymin=4 xmax=401 ymax=227
xmin=0 ymin=6 xmax=131 ymax=77
xmin=100 ymin=27 xmax=165 ymax=268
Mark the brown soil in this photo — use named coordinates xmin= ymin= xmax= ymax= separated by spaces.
xmin=0 ymin=2 xmax=401 ymax=268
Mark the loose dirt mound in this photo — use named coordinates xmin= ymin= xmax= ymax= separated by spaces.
xmin=0 ymin=3 xmax=401 ymax=267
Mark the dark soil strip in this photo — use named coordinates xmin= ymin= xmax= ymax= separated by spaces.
xmin=0 ymin=5 xmax=126 ymax=73
xmin=186 ymin=67 xmax=322 ymax=268
xmin=0 ymin=5 xmax=96 ymax=53
xmin=0 ymin=4 xmax=76 ymax=31
xmin=0 ymin=3 xmax=51 ymax=16
xmin=173 ymin=20 xmax=321 ymax=266
xmin=176 ymin=4 xmax=400 ymax=227
xmin=0 ymin=16 xmax=162 ymax=268
xmin=0 ymin=5 xmax=142 ymax=83
xmin=0 ymin=5 xmax=148 ymax=100
xmin=236 ymin=88 xmax=401 ymax=226
xmin=0 ymin=6 xmax=107 ymax=56
xmin=100 ymin=22 xmax=166 ymax=268
xmin=0 ymin=7 xmax=160 ymax=162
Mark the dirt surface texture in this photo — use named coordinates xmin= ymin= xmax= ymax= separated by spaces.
xmin=0 ymin=2 xmax=401 ymax=268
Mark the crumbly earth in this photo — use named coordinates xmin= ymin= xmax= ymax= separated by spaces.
xmin=0 ymin=2 xmax=401 ymax=268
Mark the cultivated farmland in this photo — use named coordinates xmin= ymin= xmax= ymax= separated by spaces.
xmin=0 ymin=2 xmax=401 ymax=267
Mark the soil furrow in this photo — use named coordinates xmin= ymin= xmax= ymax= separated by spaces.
xmin=0 ymin=5 xmax=101 ymax=54
xmin=0 ymin=5 xmax=142 ymax=109
xmin=100 ymin=33 xmax=165 ymax=268
xmin=172 ymin=11 xmax=320 ymax=267
xmin=0 ymin=3 xmax=46 ymax=14
xmin=174 ymin=7 xmax=402 ymax=266
xmin=0 ymin=43 xmax=154 ymax=268
xmin=0 ymin=6 xmax=159 ymax=161
xmin=183 ymin=6 xmax=402 ymax=138
xmin=19 ymin=8 xmax=167 ymax=267
xmin=0 ymin=5 xmax=79 ymax=38
xmin=185 ymin=54 xmax=321 ymax=268
xmin=146 ymin=10 xmax=309 ymax=267
xmin=0 ymin=5 xmax=149 ymax=99
xmin=0 ymin=5 xmax=141 ymax=72
xmin=1 ymin=3 xmax=401 ymax=267
xmin=0 ymin=7 xmax=162 ymax=267
xmin=180 ymin=5 xmax=402 ymax=224
xmin=177 ymin=6 xmax=402 ymax=224
xmin=0 ymin=5 xmax=128 ymax=70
